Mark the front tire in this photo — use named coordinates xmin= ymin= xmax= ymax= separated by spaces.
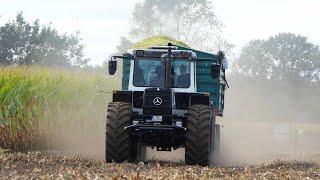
xmin=185 ymin=105 xmax=215 ymax=166
xmin=105 ymin=102 xmax=133 ymax=163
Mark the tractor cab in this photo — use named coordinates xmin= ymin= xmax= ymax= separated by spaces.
xmin=128 ymin=47 xmax=197 ymax=93
xmin=110 ymin=45 xmax=197 ymax=92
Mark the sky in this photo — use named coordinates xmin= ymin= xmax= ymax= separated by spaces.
xmin=1 ymin=0 xmax=319 ymax=66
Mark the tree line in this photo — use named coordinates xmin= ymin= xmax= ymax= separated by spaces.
xmin=1 ymin=2 xmax=319 ymax=84
xmin=234 ymin=33 xmax=320 ymax=83
xmin=119 ymin=0 xmax=320 ymax=84
xmin=0 ymin=13 xmax=89 ymax=67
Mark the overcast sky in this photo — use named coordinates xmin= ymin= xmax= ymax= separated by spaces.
xmin=1 ymin=0 xmax=319 ymax=65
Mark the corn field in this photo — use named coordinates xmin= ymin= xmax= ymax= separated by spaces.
xmin=0 ymin=67 xmax=118 ymax=151
xmin=1 ymin=68 xmax=320 ymax=179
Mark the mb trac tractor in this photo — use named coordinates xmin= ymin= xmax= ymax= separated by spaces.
xmin=106 ymin=43 xmax=228 ymax=166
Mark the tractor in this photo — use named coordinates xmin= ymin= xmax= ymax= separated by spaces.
xmin=106 ymin=43 xmax=228 ymax=166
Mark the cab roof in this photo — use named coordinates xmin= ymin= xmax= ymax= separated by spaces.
xmin=130 ymin=47 xmax=197 ymax=60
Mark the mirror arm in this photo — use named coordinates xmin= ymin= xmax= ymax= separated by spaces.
xmin=111 ymin=54 xmax=133 ymax=61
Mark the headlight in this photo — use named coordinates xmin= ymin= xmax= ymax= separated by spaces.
xmin=176 ymin=121 xmax=182 ymax=127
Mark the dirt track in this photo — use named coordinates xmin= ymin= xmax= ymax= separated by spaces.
xmin=0 ymin=152 xmax=320 ymax=179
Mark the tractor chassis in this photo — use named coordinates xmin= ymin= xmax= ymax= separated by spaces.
xmin=125 ymin=124 xmax=186 ymax=151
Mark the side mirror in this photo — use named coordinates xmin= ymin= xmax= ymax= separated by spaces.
xmin=211 ymin=63 xmax=220 ymax=79
xmin=108 ymin=60 xmax=117 ymax=75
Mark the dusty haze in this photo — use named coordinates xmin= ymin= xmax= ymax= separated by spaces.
xmin=49 ymin=78 xmax=320 ymax=165
xmin=219 ymin=79 xmax=320 ymax=165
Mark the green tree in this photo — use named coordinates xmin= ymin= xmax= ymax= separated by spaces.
xmin=0 ymin=13 xmax=89 ymax=67
xmin=236 ymin=33 xmax=320 ymax=82
xmin=123 ymin=0 xmax=232 ymax=52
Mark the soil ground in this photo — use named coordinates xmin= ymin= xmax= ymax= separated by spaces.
xmin=0 ymin=152 xmax=320 ymax=179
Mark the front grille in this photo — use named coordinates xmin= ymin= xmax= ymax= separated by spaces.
xmin=175 ymin=92 xmax=190 ymax=109
xmin=143 ymin=88 xmax=172 ymax=115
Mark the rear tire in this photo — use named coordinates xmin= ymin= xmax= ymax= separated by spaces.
xmin=105 ymin=102 xmax=133 ymax=163
xmin=185 ymin=105 xmax=215 ymax=166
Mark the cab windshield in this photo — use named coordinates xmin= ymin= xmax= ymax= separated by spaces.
xmin=133 ymin=58 xmax=190 ymax=88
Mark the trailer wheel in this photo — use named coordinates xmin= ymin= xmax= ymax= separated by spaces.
xmin=185 ymin=105 xmax=215 ymax=166
xmin=105 ymin=102 xmax=133 ymax=163
xmin=214 ymin=124 xmax=221 ymax=162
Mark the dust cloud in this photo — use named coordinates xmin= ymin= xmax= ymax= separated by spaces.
xmin=218 ymin=79 xmax=320 ymax=165
xmin=48 ymin=78 xmax=320 ymax=165
xmin=145 ymin=79 xmax=320 ymax=165
xmin=48 ymin=91 xmax=107 ymax=160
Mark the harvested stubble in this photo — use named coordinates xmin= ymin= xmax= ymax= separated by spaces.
xmin=0 ymin=152 xmax=320 ymax=179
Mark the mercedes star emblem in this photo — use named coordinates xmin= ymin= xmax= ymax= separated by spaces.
xmin=153 ymin=97 xmax=163 ymax=106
